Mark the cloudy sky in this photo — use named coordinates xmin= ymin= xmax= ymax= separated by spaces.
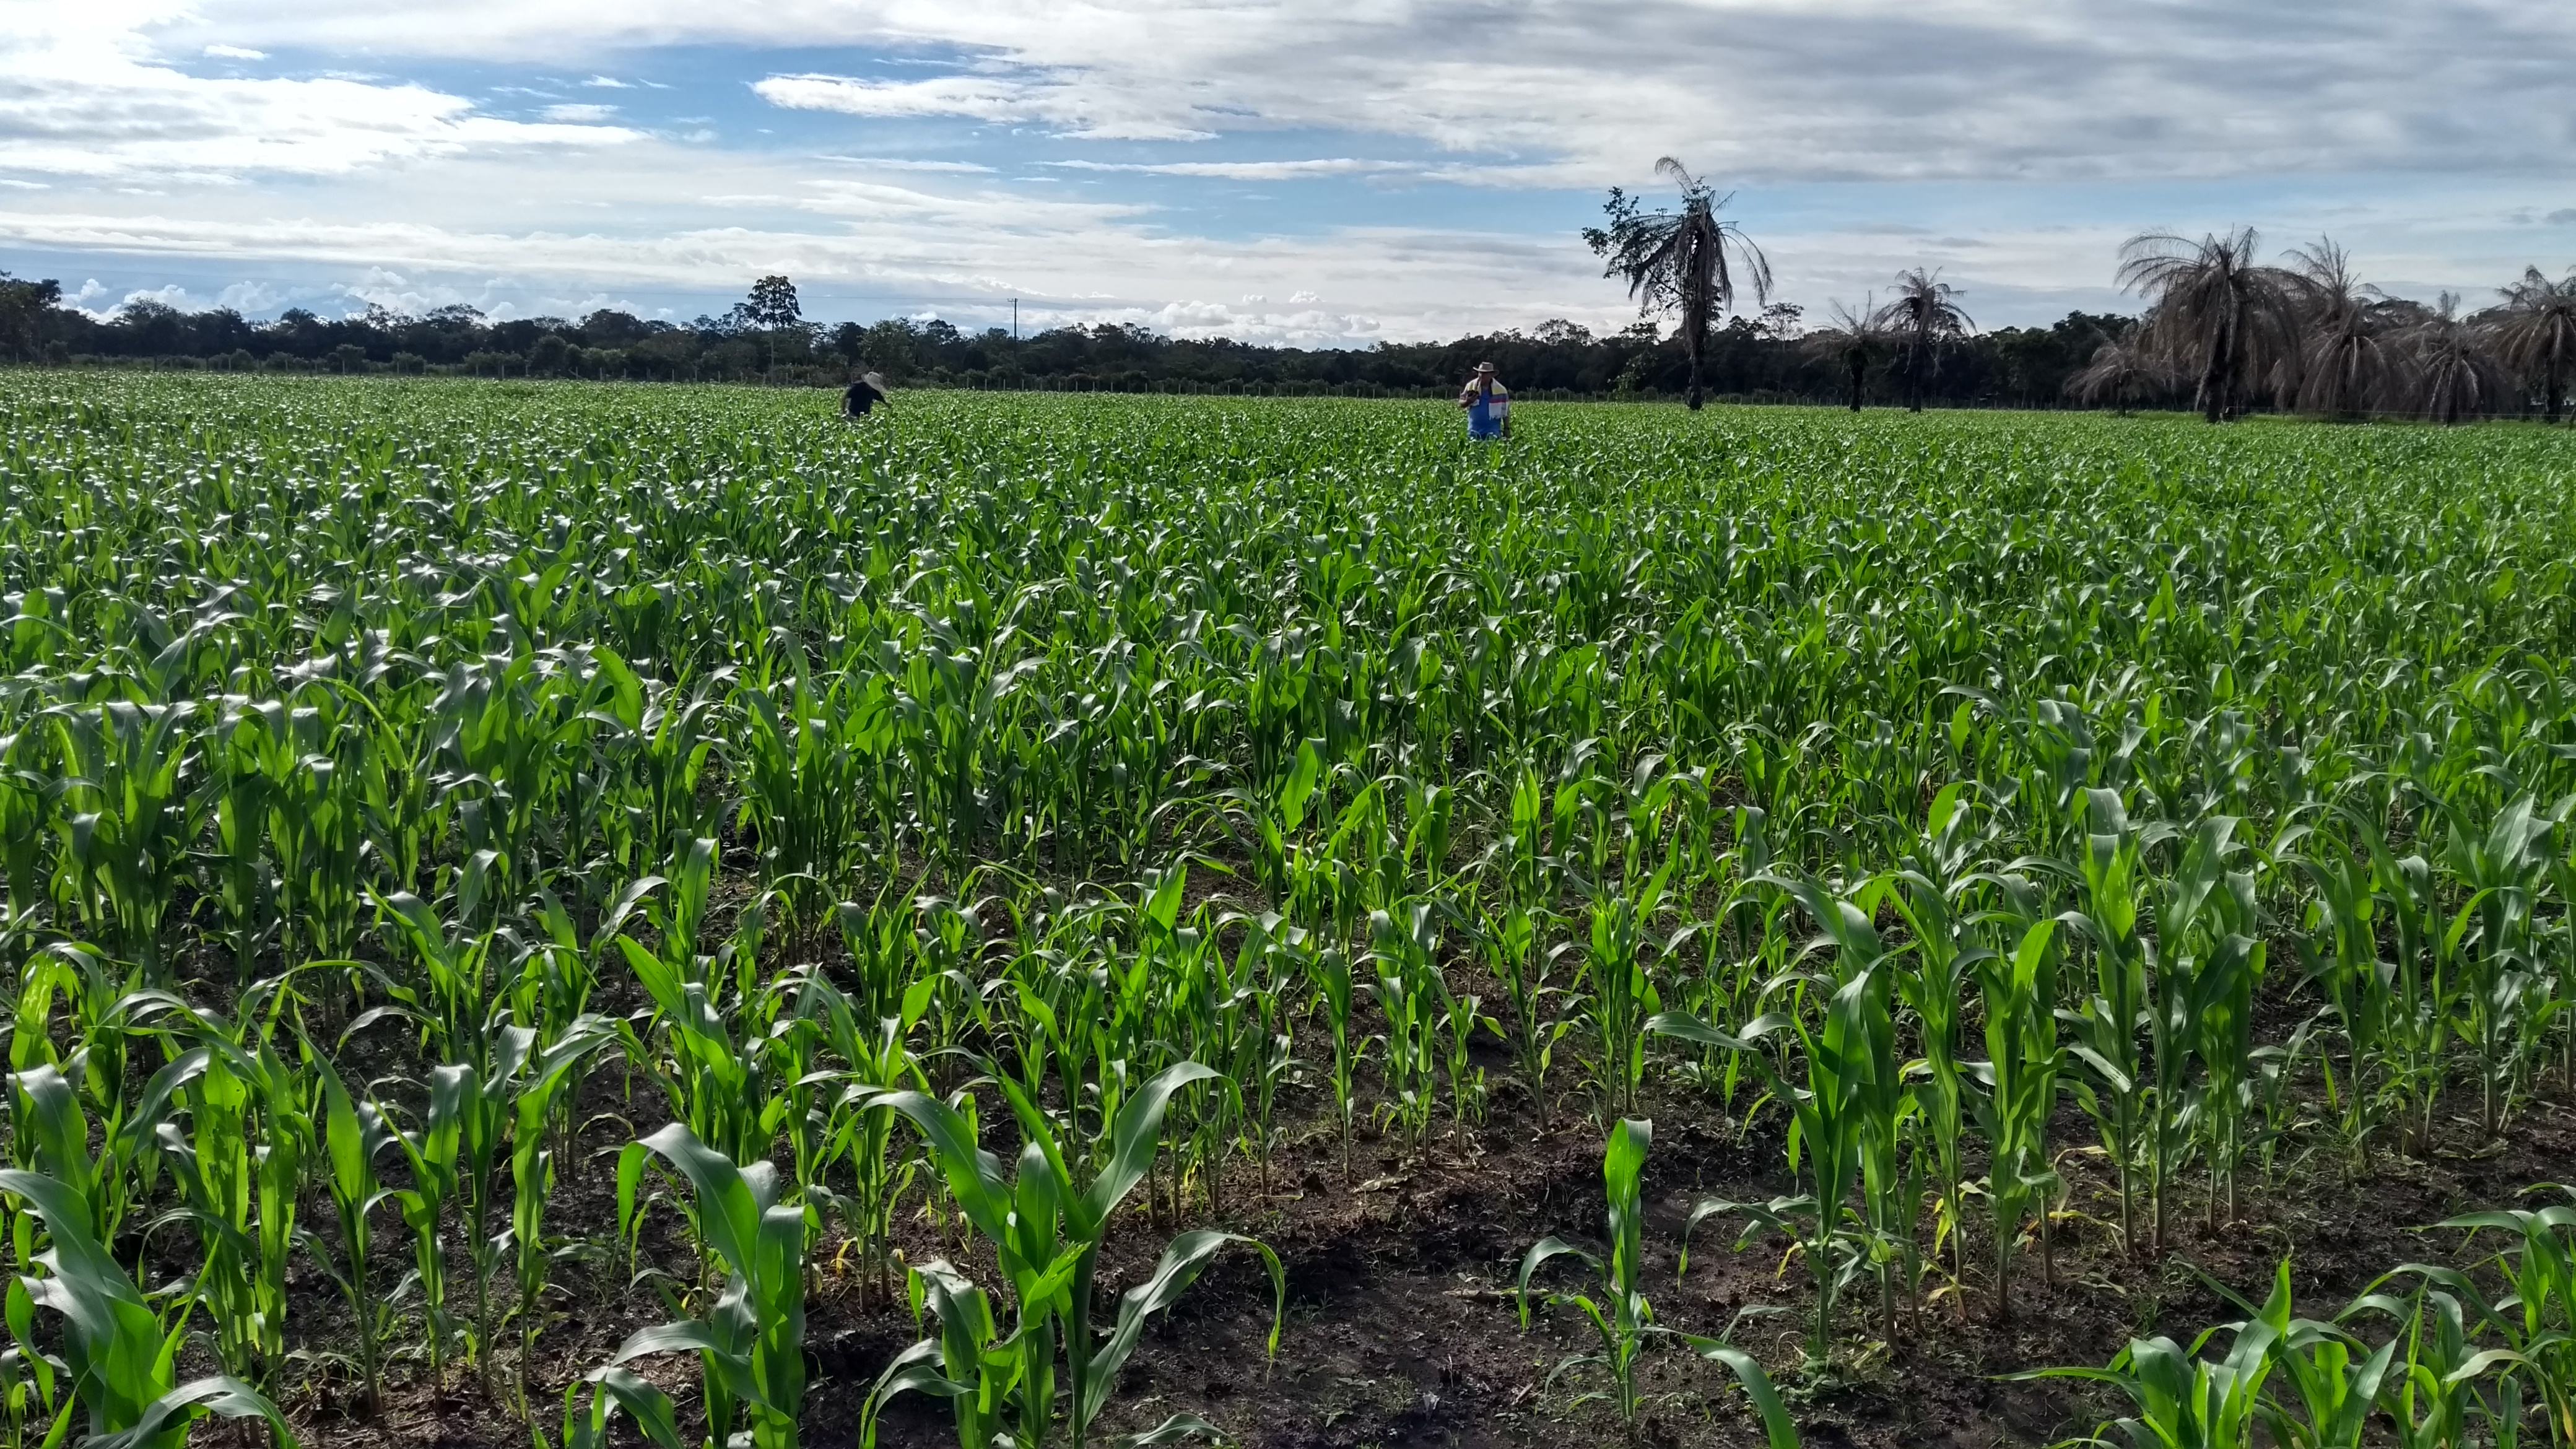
xmin=4 ymin=0 xmax=2574 ymax=344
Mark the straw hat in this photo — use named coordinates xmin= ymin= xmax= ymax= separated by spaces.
xmin=861 ymin=371 xmax=889 ymax=390
xmin=1473 ymin=361 xmax=1497 ymax=374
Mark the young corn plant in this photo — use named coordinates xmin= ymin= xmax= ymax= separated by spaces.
xmin=859 ymin=1060 xmax=1286 ymax=1449
xmin=1476 ymin=898 xmax=1565 ymax=1126
xmin=377 ymin=1009 xmax=620 ymax=1401
xmin=614 ymin=839 xmax=789 ymax=1168
xmin=1516 ymin=1117 xmax=1656 ymax=1432
xmin=1650 ymin=887 xmax=1882 ymax=1365
xmin=367 ymin=855 xmax=510 ymax=1075
xmin=2171 ymin=820 xmax=2268 ymax=1230
xmin=565 ymin=1123 xmax=807 ymax=1449
xmin=2295 ymin=821 xmax=2396 ymax=1165
xmin=1224 ymin=913 xmax=1299 ymax=1196
xmin=1967 ymin=913 xmax=2063 ymax=1322
xmin=301 ymin=1040 xmax=396 ymax=1417
xmin=2013 ymin=1307 xmax=2284 ymax=1449
xmin=2419 ymin=1194 xmax=2576 ymax=1445
xmin=43 ymin=700 xmax=196 ymax=981
xmin=1365 ymin=903 xmax=1443 ymax=1152
xmin=1580 ymin=867 xmax=1669 ymax=1124
xmin=794 ymin=966 xmax=930 ymax=1304
xmin=2434 ymin=791 xmax=2560 ymax=1135
xmin=120 ymin=980 xmax=313 ymax=1392
xmin=2063 ymin=787 xmax=2156 ymax=1256
xmin=384 ymin=1060 xmax=468 ymax=1383
xmin=1303 ymin=933 xmax=1361 ymax=1180
xmin=1516 ymin=1118 xmax=1799 ymax=1446
xmin=1887 ymin=785 xmax=1989 ymax=1304
xmin=508 ymin=1014 xmax=617 ymax=1410
xmin=0 ymin=1167 xmax=301 ymax=1449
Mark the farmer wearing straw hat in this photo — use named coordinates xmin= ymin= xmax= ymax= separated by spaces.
xmin=1458 ymin=362 xmax=1511 ymax=440
xmin=843 ymin=370 xmax=892 ymax=419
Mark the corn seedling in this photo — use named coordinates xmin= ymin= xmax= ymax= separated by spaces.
xmin=0 ymin=1167 xmax=300 ymax=1449
xmin=580 ymin=1122 xmax=809 ymax=1449
xmin=1517 ymin=1118 xmax=1801 ymax=1446
xmin=861 ymin=1060 xmax=1285 ymax=1449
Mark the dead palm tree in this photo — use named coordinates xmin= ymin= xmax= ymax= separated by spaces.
xmin=2485 ymin=265 xmax=2576 ymax=422
xmin=1583 ymin=157 xmax=1772 ymax=411
xmin=2117 ymin=228 xmax=2300 ymax=423
xmin=1801 ymin=296 xmax=1880 ymax=412
xmin=2280 ymin=238 xmax=2405 ymax=420
xmin=2065 ymin=333 xmax=2173 ymax=416
xmin=2406 ymin=292 xmax=2510 ymax=425
xmin=1870 ymin=269 xmax=1972 ymax=412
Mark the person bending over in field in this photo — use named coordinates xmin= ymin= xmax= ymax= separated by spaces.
xmin=1458 ymin=362 xmax=1511 ymax=440
xmin=843 ymin=370 xmax=892 ymax=419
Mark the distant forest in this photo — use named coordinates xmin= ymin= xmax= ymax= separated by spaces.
xmin=0 ymin=266 xmax=2139 ymax=408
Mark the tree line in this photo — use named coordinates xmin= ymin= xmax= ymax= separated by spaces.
xmin=7 ymin=202 xmax=2572 ymax=419
xmin=0 ymin=266 xmax=2133 ymax=406
xmin=1586 ymin=157 xmax=2576 ymax=422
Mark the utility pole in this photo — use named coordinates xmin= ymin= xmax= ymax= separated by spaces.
xmin=1012 ymin=298 xmax=1019 ymax=342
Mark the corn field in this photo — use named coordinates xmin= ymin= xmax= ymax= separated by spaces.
xmin=0 ymin=372 xmax=2572 ymax=1448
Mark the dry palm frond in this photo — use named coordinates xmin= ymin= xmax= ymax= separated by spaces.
xmin=2065 ymin=335 xmax=2175 ymax=414
xmin=2484 ymin=264 xmax=2576 ymax=421
xmin=2279 ymin=238 xmax=2407 ymax=419
xmin=1870 ymin=270 xmax=1974 ymax=412
xmin=1803 ymin=296 xmax=1883 ymax=411
xmin=1584 ymin=158 xmax=1772 ymax=409
xmin=2405 ymin=292 xmax=2512 ymax=424
xmin=2117 ymin=228 xmax=2300 ymax=422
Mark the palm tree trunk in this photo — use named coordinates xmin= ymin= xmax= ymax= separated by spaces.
xmin=1686 ymin=346 xmax=1704 ymax=411
xmin=2549 ymin=354 xmax=2564 ymax=424
xmin=1847 ymin=357 xmax=1863 ymax=412
xmin=2198 ymin=323 xmax=2231 ymax=424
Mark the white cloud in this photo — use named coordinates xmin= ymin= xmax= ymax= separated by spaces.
xmin=67 ymin=281 xmax=193 ymax=320
xmin=202 ymin=43 xmax=265 ymax=59
xmin=1048 ymin=159 xmax=1411 ymax=181
xmin=163 ymin=1 xmax=2576 ymax=184
xmin=1130 ymin=298 xmax=1384 ymax=346
xmin=580 ymin=74 xmax=630 ymax=88
xmin=551 ymin=291 xmax=652 ymax=317
xmin=0 ymin=4 xmax=644 ymax=183
xmin=752 ymin=71 xmax=1215 ymax=141
xmin=215 ymin=279 xmax=279 ymax=311
xmin=0 ymin=157 xmax=1638 ymax=343
xmin=541 ymin=102 xmax=617 ymax=122
xmin=817 ymin=155 xmax=996 ymax=174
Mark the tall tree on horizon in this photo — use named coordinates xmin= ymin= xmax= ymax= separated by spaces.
xmin=2487 ymin=264 xmax=2576 ymax=422
xmin=2117 ymin=228 xmax=2299 ymax=423
xmin=2065 ymin=332 xmax=2172 ymax=415
xmin=1584 ymin=157 xmax=1772 ymax=411
xmin=739 ymin=274 xmax=803 ymax=376
xmin=2408 ymin=292 xmax=2512 ymax=425
xmin=2280 ymin=238 xmax=2405 ymax=420
xmin=1871 ymin=269 xmax=1973 ymax=412
xmin=0 ymin=269 xmax=65 ymax=363
xmin=1803 ymin=296 xmax=1881 ymax=412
